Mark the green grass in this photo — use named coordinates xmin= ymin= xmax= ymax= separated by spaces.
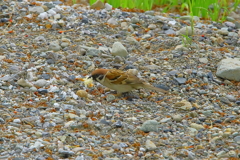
xmin=86 ymin=0 xmax=240 ymax=22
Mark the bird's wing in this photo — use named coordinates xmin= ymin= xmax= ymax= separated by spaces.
xmin=106 ymin=69 xmax=143 ymax=85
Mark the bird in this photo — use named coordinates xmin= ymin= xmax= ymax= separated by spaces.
xmin=88 ymin=68 xmax=168 ymax=96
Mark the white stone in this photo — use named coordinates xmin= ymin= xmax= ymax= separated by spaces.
xmin=48 ymin=85 xmax=60 ymax=92
xmin=54 ymin=13 xmax=61 ymax=20
xmin=47 ymin=9 xmax=57 ymax=16
xmin=145 ymin=140 xmax=157 ymax=151
xmin=17 ymin=79 xmax=33 ymax=88
xmin=29 ymin=141 xmax=44 ymax=151
xmin=34 ymin=79 xmax=49 ymax=87
xmin=29 ymin=6 xmax=44 ymax=13
xmin=38 ymin=12 xmax=48 ymax=19
xmin=121 ymin=22 xmax=128 ymax=30
xmin=190 ymin=123 xmax=204 ymax=130
xmin=148 ymin=24 xmax=156 ymax=29
xmin=0 ymin=56 xmax=6 ymax=60
xmin=177 ymin=26 xmax=196 ymax=36
xmin=105 ymin=3 xmax=112 ymax=10
xmin=107 ymin=18 xmax=118 ymax=25
xmin=199 ymin=58 xmax=208 ymax=63
xmin=48 ymin=41 xmax=61 ymax=51
xmin=216 ymin=58 xmax=240 ymax=81
xmin=112 ymin=42 xmax=128 ymax=57
xmin=126 ymin=36 xmax=139 ymax=45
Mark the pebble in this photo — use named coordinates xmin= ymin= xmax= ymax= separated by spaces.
xmin=34 ymin=79 xmax=49 ymax=87
xmin=190 ymin=123 xmax=204 ymax=130
xmin=216 ymin=58 xmax=240 ymax=81
xmin=172 ymin=114 xmax=183 ymax=122
xmin=177 ymin=26 xmax=196 ymax=36
xmin=174 ymin=77 xmax=187 ymax=84
xmin=86 ymin=48 xmax=100 ymax=57
xmin=106 ymin=94 xmax=116 ymax=101
xmin=174 ymin=100 xmax=192 ymax=110
xmin=233 ymin=136 xmax=240 ymax=144
xmin=145 ymin=140 xmax=157 ymax=151
xmin=140 ymin=120 xmax=159 ymax=132
xmin=17 ymin=79 xmax=33 ymax=88
xmin=111 ymin=42 xmax=128 ymax=57
xmin=76 ymin=90 xmax=88 ymax=98
xmin=90 ymin=0 xmax=105 ymax=9
xmin=199 ymin=58 xmax=208 ymax=63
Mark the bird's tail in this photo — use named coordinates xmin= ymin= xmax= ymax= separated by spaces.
xmin=144 ymin=83 xmax=168 ymax=94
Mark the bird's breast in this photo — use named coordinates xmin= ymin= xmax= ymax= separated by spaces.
xmin=100 ymin=79 xmax=134 ymax=93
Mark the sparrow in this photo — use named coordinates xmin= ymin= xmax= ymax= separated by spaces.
xmin=88 ymin=68 xmax=168 ymax=96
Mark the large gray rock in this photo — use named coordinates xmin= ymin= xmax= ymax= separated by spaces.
xmin=216 ymin=58 xmax=240 ymax=81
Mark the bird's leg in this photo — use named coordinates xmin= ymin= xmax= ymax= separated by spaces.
xmin=116 ymin=92 xmax=122 ymax=97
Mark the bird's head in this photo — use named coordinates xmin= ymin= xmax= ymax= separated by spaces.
xmin=88 ymin=69 xmax=108 ymax=81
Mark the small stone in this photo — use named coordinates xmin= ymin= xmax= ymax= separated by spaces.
xmin=29 ymin=6 xmax=44 ymax=13
xmin=148 ymin=24 xmax=156 ymax=29
xmin=217 ymin=29 xmax=229 ymax=36
xmin=131 ymin=17 xmax=140 ymax=24
xmin=86 ymin=48 xmax=100 ymax=57
xmin=34 ymin=79 xmax=49 ymax=87
xmin=202 ymin=110 xmax=212 ymax=117
xmin=38 ymin=88 xmax=48 ymax=94
xmin=58 ymin=149 xmax=74 ymax=158
xmin=107 ymin=18 xmax=118 ymax=25
xmin=112 ymin=42 xmax=128 ymax=57
xmin=233 ymin=136 xmax=240 ymax=144
xmin=145 ymin=11 xmax=155 ymax=16
xmin=102 ymin=149 xmax=114 ymax=155
xmin=216 ymin=58 xmax=240 ymax=81
xmin=105 ymin=3 xmax=112 ymax=10
xmin=199 ymin=58 xmax=208 ymax=63
xmin=178 ymin=26 xmax=196 ymax=36
xmin=172 ymin=114 xmax=182 ymax=122
xmin=76 ymin=90 xmax=88 ymax=98
xmin=0 ymin=48 xmax=9 ymax=54
xmin=126 ymin=36 xmax=139 ymax=45
xmin=190 ymin=123 xmax=204 ymax=130
xmin=188 ymin=97 xmax=196 ymax=102
xmin=114 ymin=56 xmax=123 ymax=63
xmin=114 ymin=120 xmax=122 ymax=128
xmin=219 ymin=97 xmax=231 ymax=104
xmin=112 ymin=143 xmax=120 ymax=150
xmin=174 ymin=100 xmax=192 ymax=110
xmin=106 ymin=94 xmax=116 ymax=101
xmin=179 ymin=16 xmax=200 ymax=22
xmin=58 ymin=20 xmax=65 ymax=27
xmin=140 ymin=120 xmax=159 ymax=132
xmin=160 ymin=118 xmax=171 ymax=123
xmin=48 ymin=41 xmax=61 ymax=51
xmin=228 ymin=150 xmax=237 ymax=158
xmin=145 ymin=140 xmax=157 ymax=151
xmin=126 ymin=69 xmax=138 ymax=76
xmin=0 ymin=55 xmax=6 ymax=60
xmin=17 ymin=79 xmax=33 ymax=88
xmin=90 ymin=0 xmax=105 ymax=9
xmin=174 ymin=77 xmax=186 ymax=84
xmin=217 ymin=151 xmax=227 ymax=158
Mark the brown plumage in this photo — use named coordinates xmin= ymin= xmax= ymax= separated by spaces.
xmin=89 ymin=68 xmax=168 ymax=96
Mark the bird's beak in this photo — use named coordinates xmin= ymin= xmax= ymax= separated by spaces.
xmin=87 ymin=75 xmax=92 ymax=79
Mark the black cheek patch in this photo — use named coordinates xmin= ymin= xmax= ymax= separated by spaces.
xmin=97 ymin=74 xmax=104 ymax=80
xmin=91 ymin=74 xmax=104 ymax=81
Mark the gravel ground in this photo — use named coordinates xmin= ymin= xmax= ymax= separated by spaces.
xmin=0 ymin=0 xmax=240 ymax=160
